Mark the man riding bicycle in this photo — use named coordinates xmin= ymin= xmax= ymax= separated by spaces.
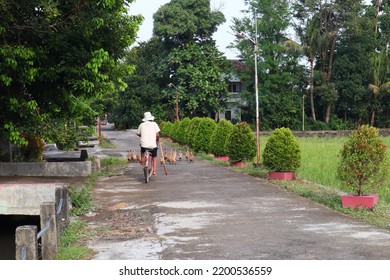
xmin=136 ymin=112 xmax=160 ymax=176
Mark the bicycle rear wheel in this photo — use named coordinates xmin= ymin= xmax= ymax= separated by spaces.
xmin=144 ymin=152 xmax=153 ymax=183
xmin=143 ymin=166 xmax=149 ymax=183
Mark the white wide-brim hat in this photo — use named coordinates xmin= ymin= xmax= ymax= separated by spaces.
xmin=142 ymin=112 xmax=155 ymax=122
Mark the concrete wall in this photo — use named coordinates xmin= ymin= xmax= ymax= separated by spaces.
xmin=0 ymin=183 xmax=66 ymax=215
xmin=0 ymin=161 xmax=91 ymax=177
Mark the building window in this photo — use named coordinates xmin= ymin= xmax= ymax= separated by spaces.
xmin=228 ymin=82 xmax=241 ymax=93
xmin=225 ymin=110 xmax=232 ymax=121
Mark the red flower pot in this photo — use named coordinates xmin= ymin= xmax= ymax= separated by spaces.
xmin=215 ymin=156 xmax=229 ymax=161
xmin=267 ymin=172 xmax=296 ymax=180
xmin=341 ymin=194 xmax=379 ymax=209
xmin=230 ymin=161 xmax=244 ymax=167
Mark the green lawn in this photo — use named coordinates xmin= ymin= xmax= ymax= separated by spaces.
xmin=260 ymin=135 xmax=390 ymax=203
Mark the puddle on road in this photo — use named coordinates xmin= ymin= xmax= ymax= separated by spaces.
xmin=156 ymin=201 xmax=222 ymax=209
xmin=351 ymin=231 xmax=390 ymax=239
xmin=90 ymin=238 xmax=162 ymax=260
xmin=154 ymin=200 xmax=224 ymax=240
xmin=95 ymin=188 xmax=142 ymax=194
xmin=89 ymin=200 xmax=225 ymax=259
xmin=156 ymin=212 xmax=218 ymax=235
xmin=302 ymin=222 xmax=390 ymax=241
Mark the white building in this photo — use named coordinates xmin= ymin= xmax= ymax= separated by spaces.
xmin=218 ymin=60 xmax=245 ymax=123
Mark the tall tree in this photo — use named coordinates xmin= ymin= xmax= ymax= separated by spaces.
xmin=368 ymin=0 xmax=390 ymax=126
xmin=111 ymin=37 xmax=170 ymax=128
xmin=232 ymin=0 xmax=303 ymax=129
xmin=153 ymin=0 xmax=229 ymax=118
xmin=153 ymin=0 xmax=225 ymax=45
xmin=294 ymin=15 xmax=321 ymax=121
xmin=0 ymin=0 xmax=141 ymax=146
xmin=162 ymin=42 xmax=230 ymax=117
xmin=294 ymin=0 xmax=365 ymax=124
xmin=332 ymin=6 xmax=375 ymax=126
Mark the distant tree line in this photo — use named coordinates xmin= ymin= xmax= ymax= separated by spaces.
xmin=2 ymin=0 xmax=390 ymax=158
xmin=113 ymin=0 xmax=390 ymax=131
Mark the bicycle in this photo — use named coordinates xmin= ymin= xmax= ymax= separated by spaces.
xmin=143 ymin=148 xmax=154 ymax=183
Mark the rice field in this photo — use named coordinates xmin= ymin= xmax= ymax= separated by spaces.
xmin=260 ymin=135 xmax=390 ymax=203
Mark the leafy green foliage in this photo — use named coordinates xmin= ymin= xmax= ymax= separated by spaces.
xmin=110 ymin=38 xmax=170 ymax=129
xmin=153 ymin=0 xmax=230 ymax=119
xmin=175 ymin=117 xmax=191 ymax=145
xmin=186 ymin=117 xmax=202 ymax=147
xmin=209 ymin=119 xmax=233 ymax=156
xmin=19 ymin=133 xmax=45 ymax=161
xmin=0 ymin=0 xmax=142 ymax=146
xmin=161 ymin=121 xmax=174 ymax=138
xmin=162 ymin=42 xmax=230 ymax=117
xmin=192 ymin=117 xmax=216 ymax=153
xmin=263 ymin=127 xmax=301 ymax=172
xmin=332 ymin=12 xmax=375 ymax=125
xmin=153 ymin=0 xmax=225 ymax=45
xmin=169 ymin=121 xmax=181 ymax=142
xmin=337 ymin=125 xmax=388 ymax=196
xmin=226 ymin=122 xmax=256 ymax=163
xmin=232 ymin=0 xmax=302 ymax=130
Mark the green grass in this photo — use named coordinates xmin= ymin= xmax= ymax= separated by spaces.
xmin=98 ymin=156 xmax=128 ymax=176
xmin=296 ymin=136 xmax=344 ymax=190
xmin=100 ymin=156 xmax=128 ymax=167
xmin=99 ymin=137 xmax=115 ymax=148
xmin=58 ymin=220 xmax=95 ymax=260
xmin=293 ymin=136 xmax=390 ymax=203
xmin=69 ymin=173 xmax=98 ymax=216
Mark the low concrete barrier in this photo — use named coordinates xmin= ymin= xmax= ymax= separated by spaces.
xmin=0 ymin=161 xmax=91 ymax=177
xmin=14 ymin=186 xmax=70 ymax=260
xmin=0 ymin=183 xmax=68 ymax=215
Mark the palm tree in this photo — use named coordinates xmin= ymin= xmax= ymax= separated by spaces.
xmin=368 ymin=49 xmax=390 ymax=126
xmin=374 ymin=0 xmax=382 ymax=33
xmin=317 ymin=3 xmax=340 ymax=124
xmin=368 ymin=0 xmax=390 ymax=126
xmin=295 ymin=15 xmax=321 ymax=121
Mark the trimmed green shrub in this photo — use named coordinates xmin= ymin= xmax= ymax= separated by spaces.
xmin=186 ymin=117 xmax=202 ymax=147
xmin=263 ymin=127 xmax=301 ymax=172
xmin=159 ymin=121 xmax=167 ymax=135
xmin=337 ymin=125 xmax=387 ymax=196
xmin=169 ymin=121 xmax=181 ymax=142
xmin=161 ymin=121 xmax=173 ymax=138
xmin=176 ymin=117 xmax=191 ymax=145
xmin=193 ymin=118 xmax=216 ymax=153
xmin=209 ymin=119 xmax=233 ymax=157
xmin=226 ymin=122 xmax=256 ymax=163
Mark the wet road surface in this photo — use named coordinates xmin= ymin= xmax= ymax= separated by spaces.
xmin=84 ymin=124 xmax=390 ymax=260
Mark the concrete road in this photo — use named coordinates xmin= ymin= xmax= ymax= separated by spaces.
xmin=86 ymin=124 xmax=390 ymax=260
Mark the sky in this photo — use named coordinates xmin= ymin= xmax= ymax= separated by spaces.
xmin=128 ymin=0 xmax=246 ymax=59
xmin=128 ymin=0 xmax=373 ymax=59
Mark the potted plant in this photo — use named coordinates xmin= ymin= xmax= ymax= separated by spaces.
xmin=209 ymin=119 xmax=233 ymax=161
xmin=226 ymin=122 xmax=256 ymax=167
xmin=337 ymin=125 xmax=387 ymax=209
xmin=263 ymin=127 xmax=301 ymax=180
